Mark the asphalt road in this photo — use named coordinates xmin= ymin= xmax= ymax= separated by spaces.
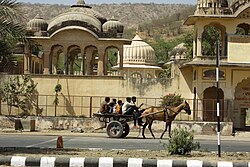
xmin=0 ymin=134 xmax=249 ymax=152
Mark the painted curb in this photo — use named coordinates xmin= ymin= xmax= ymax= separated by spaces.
xmin=0 ymin=156 xmax=249 ymax=167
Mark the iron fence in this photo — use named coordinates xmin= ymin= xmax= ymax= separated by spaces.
xmin=0 ymin=95 xmax=233 ymax=122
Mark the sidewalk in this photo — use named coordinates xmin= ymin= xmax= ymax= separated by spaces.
xmin=0 ymin=128 xmax=250 ymax=141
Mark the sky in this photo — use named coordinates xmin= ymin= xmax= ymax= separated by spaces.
xmin=17 ymin=0 xmax=196 ymax=5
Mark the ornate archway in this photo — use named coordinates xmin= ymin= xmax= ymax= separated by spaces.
xmin=203 ymin=86 xmax=224 ymax=121
xmin=234 ymin=77 xmax=250 ymax=128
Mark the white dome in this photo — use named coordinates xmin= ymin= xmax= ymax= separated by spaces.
xmin=123 ymin=34 xmax=156 ymax=65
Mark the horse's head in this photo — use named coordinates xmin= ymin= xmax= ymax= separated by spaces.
xmin=183 ymin=100 xmax=191 ymax=115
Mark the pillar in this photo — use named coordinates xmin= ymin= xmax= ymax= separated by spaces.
xmin=43 ymin=50 xmax=50 ymax=75
xmin=193 ymin=28 xmax=197 ymax=58
xmin=221 ymin=29 xmax=226 ymax=57
xmin=196 ymin=26 xmax=204 ymax=58
xmin=64 ymin=48 xmax=68 ymax=75
xmin=24 ymin=43 xmax=31 ymax=74
xmin=118 ymin=47 xmax=124 ymax=77
xmin=80 ymin=52 xmax=85 ymax=75
xmin=85 ymin=49 xmax=93 ymax=75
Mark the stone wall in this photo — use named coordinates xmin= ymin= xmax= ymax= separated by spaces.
xmin=0 ymin=116 xmax=233 ymax=136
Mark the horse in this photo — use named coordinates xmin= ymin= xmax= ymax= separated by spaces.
xmin=140 ymin=100 xmax=191 ymax=139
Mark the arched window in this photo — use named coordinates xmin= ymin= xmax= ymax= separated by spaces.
xmin=130 ymin=72 xmax=142 ymax=78
xmin=146 ymin=73 xmax=152 ymax=78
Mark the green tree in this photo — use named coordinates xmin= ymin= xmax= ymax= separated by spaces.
xmin=183 ymin=31 xmax=194 ymax=60
xmin=149 ymin=37 xmax=183 ymax=64
xmin=0 ymin=0 xmax=26 ymax=40
xmin=0 ymin=75 xmax=38 ymax=116
xmin=202 ymin=26 xmax=221 ymax=56
xmin=107 ymin=49 xmax=118 ymax=71
xmin=0 ymin=0 xmax=26 ymax=63
xmin=54 ymin=82 xmax=62 ymax=117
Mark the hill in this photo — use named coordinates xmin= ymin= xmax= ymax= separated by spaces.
xmin=19 ymin=3 xmax=195 ymax=39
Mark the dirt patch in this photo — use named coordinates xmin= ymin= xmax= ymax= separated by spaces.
xmin=1 ymin=149 xmax=249 ymax=163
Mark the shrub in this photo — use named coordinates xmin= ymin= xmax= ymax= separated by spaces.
xmin=0 ymin=75 xmax=37 ymax=116
xmin=167 ymin=128 xmax=200 ymax=155
xmin=161 ymin=93 xmax=183 ymax=107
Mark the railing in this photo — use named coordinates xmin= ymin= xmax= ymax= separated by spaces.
xmin=0 ymin=65 xmax=23 ymax=75
xmin=0 ymin=95 xmax=233 ymax=122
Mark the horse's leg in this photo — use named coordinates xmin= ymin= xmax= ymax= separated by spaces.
xmin=168 ymin=123 xmax=172 ymax=138
xmin=142 ymin=121 xmax=148 ymax=139
xmin=160 ymin=122 xmax=168 ymax=139
xmin=148 ymin=120 xmax=155 ymax=139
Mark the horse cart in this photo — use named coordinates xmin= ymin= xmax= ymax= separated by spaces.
xmin=93 ymin=113 xmax=134 ymax=138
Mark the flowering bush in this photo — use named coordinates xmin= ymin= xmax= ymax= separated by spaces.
xmin=161 ymin=93 xmax=183 ymax=107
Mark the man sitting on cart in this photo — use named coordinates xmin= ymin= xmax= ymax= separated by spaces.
xmin=122 ymin=96 xmax=143 ymax=128
xmin=99 ymin=97 xmax=110 ymax=114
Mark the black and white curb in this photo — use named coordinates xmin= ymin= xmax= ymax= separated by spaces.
xmin=0 ymin=156 xmax=249 ymax=167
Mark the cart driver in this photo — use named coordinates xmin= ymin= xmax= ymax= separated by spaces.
xmin=122 ymin=96 xmax=143 ymax=127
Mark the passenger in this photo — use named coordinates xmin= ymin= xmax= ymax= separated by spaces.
xmin=99 ymin=97 xmax=110 ymax=114
xmin=108 ymin=101 xmax=115 ymax=113
xmin=116 ymin=100 xmax=123 ymax=114
xmin=112 ymin=98 xmax=117 ymax=113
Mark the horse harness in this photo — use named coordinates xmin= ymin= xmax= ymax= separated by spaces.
xmin=163 ymin=106 xmax=178 ymax=122
xmin=163 ymin=103 xmax=187 ymax=122
xmin=163 ymin=108 xmax=168 ymax=122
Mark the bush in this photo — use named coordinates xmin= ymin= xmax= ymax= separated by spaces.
xmin=167 ymin=128 xmax=200 ymax=155
xmin=161 ymin=93 xmax=183 ymax=107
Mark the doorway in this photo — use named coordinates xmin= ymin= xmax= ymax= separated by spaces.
xmin=203 ymin=86 xmax=224 ymax=121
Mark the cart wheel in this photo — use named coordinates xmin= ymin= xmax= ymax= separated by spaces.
xmin=120 ymin=123 xmax=130 ymax=138
xmin=106 ymin=121 xmax=123 ymax=138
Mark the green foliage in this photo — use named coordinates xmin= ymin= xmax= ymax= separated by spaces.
xmin=159 ymin=68 xmax=171 ymax=78
xmin=0 ymin=0 xmax=26 ymax=40
xmin=149 ymin=37 xmax=183 ymax=63
xmin=123 ymin=27 xmax=137 ymax=39
xmin=161 ymin=93 xmax=183 ymax=107
xmin=167 ymin=128 xmax=200 ymax=155
xmin=183 ymin=31 xmax=194 ymax=60
xmin=202 ymin=26 xmax=221 ymax=56
xmin=56 ymin=53 xmax=65 ymax=73
xmin=54 ymin=83 xmax=62 ymax=93
xmin=107 ymin=49 xmax=118 ymax=71
xmin=54 ymin=83 xmax=62 ymax=106
xmin=0 ymin=39 xmax=14 ymax=60
xmin=235 ymin=27 xmax=245 ymax=35
xmin=0 ymin=0 xmax=26 ymax=63
xmin=0 ymin=75 xmax=38 ymax=116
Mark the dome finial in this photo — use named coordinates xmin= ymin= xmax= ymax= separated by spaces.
xmin=77 ymin=0 xmax=85 ymax=5
xmin=34 ymin=14 xmax=41 ymax=19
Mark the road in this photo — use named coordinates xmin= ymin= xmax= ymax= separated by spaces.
xmin=0 ymin=134 xmax=249 ymax=152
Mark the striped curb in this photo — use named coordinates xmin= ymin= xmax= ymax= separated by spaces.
xmin=0 ymin=156 xmax=249 ymax=167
